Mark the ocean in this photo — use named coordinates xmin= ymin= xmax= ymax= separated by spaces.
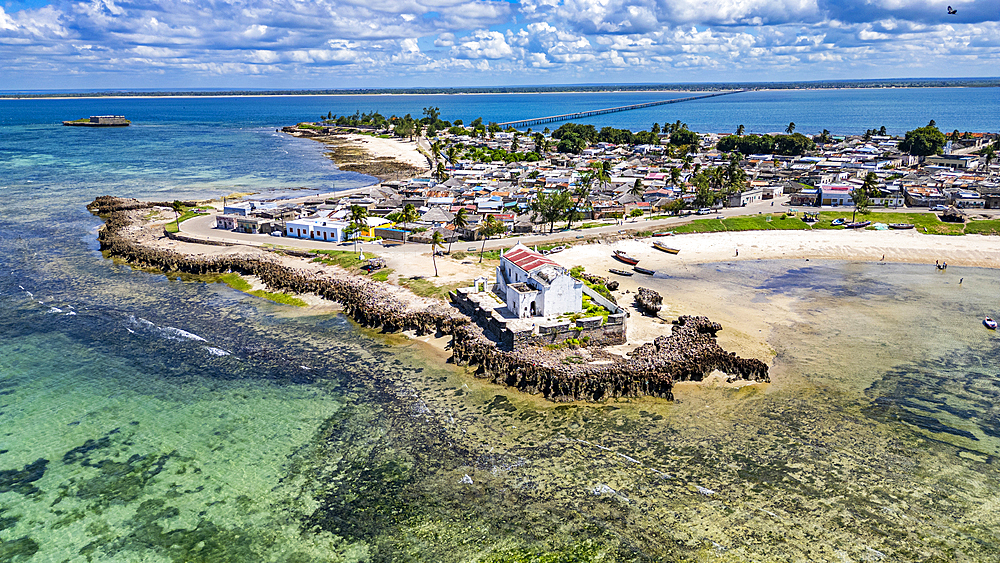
xmin=1 ymin=92 xmax=999 ymax=562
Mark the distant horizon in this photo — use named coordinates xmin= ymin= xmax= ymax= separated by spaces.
xmin=4 ymin=77 xmax=1000 ymax=99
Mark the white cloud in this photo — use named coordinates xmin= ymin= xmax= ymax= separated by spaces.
xmin=0 ymin=0 xmax=997 ymax=88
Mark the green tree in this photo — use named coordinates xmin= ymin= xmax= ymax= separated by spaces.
xmin=670 ymin=128 xmax=699 ymax=147
xmin=736 ymin=124 xmax=745 ymax=136
xmin=430 ymin=230 xmax=445 ymax=277
xmin=446 ymin=145 xmax=459 ymax=165
xmin=435 ymin=162 xmax=449 ymax=182
xmin=669 ymin=167 xmax=682 ymax=186
xmin=478 ymin=215 xmax=504 ymax=263
xmin=785 ymin=122 xmax=796 ymax=134
xmin=171 ymin=200 xmax=185 ymax=230
xmin=899 ymin=125 xmax=946 ymax=156
xmin=851 ymin=172 xmax=877 ymax=222
xmin=348 ymin=205 xmax=368 ymax=253
xmin=981 ymin=144 xmax=996 ymax=169
xmin=531 ymin=190 xmax=571 ymax=233
xmin=449 ymin=208 xmax=469 ymax=254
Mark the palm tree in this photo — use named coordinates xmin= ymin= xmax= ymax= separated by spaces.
xmin=348 ymin=205 xmax=368 ymax=253
xmin=430 ymin=231 xmax=445 ymax=277
xmin=446 ymin=145 xmax=459 ymax=165
xmin=736 ymin=124 xmax=745 ymax=136
xmin=982 ymin=144 xmax=996 ymax=169
xmin=628 ymin=178 xmax=647 ymax=217
xmin=399 ymin=203 xmax=418 ymax=243
xmin=449 ymin=208 xmax=469 ymax=254
xmin=171 ymin=200 xmax=185 ymax=230
xmin=852 ymin=172 xmax=877 ymax=222
xmin=478 ymin=215 xmax=503 ymax=263
xmin=785 ymin=122 xmax=796 ymax=135
xmin=669 ymin=167 xmax=682 ymax=186
xmin=431 ymin=141 xmax=442 ymax=163
xmin=435 ymin=162 xmax=448 ymax=182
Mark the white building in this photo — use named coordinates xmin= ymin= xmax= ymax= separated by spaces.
xmin=284 ymin=218 xmax=349 ymax=242
xmin=495 ymin=244 xmax=583 ymax=319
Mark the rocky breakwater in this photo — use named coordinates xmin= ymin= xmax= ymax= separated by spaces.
xmin=89 ymin=196 xmax=769 ymax=402
xmin=88 ymin=196 xmax=466 ymax=338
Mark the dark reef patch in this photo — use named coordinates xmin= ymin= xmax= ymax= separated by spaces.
xmin=0 ymin=458 xmax=48 ymax=496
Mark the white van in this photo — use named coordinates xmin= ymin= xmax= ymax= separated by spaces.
xmin=697 ymin=208 xmax=712 ymax=215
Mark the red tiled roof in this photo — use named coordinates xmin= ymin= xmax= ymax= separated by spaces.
xmin=503 ymin=246 xmax=557 ymax=273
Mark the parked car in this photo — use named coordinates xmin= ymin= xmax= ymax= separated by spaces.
xmin=930 ymin=205 xmax=948 ymax=211
xmin=697 ymin=208 xmax=712 ymax=215
xmin=269 ymin=230 xmax=283 ymax=237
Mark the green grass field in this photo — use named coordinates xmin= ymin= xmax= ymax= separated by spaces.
xmin=669 ymin=210 xmax=977 ymax=236
xmin=163 ymin=209 xmax=208 ymax=233
xmin=216 ymin=273 xmax=307 ymax=306
xmin=964 ymin=219 xmax=1000 ymax=236
xmin=311 ymin=249 xmax=374 ymax=270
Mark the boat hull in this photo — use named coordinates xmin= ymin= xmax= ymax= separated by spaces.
xmin=633 ymin=266 xmax=655 ymax=275
xmin=609 ymin=268 xmax=634 ymax=276
xmin=652 ymin=242 xmax=680 ymax=254
xmin=613 ymin=252 xmax=639 ymax=265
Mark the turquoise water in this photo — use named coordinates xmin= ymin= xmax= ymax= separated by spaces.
xmin=2 ymin=95 xmax=1000 ymax=561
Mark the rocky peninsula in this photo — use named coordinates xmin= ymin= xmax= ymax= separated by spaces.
xmin=88 ymin=195 xmax=769 ymax=402
xmin=281 ymin=125 xmax=429 ymax=181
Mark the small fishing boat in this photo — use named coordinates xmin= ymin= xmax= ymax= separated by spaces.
xmin=543 ymin=245 xmax=566 ymax=254
xmin=608 ymin=268 xmax=633 ymax=277
xmin=652 ymin=241 xmax=680 ymax=254
xmin=633 ymin=266 xmax=655 ymax=275
xmin=831 ymin=218 xmax=845 ymax=226
xmin=652 ymin=231 xmax=674 ymax=237
xmin=985 ymin=317 xmax=997 ymax=330
xmin=613 ymin=250 xmax=639 ymax=265
xmin=889 ymin=223 xmax=914 ymax=229
xmin=845 ymin=221 xmax=871 ymax=229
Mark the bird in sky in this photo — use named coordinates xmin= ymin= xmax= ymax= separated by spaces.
xmin=947 ymin=6 xmax=958 ymax=14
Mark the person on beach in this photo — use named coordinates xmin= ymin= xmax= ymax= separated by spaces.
xmin=735 ymin=248 xmax=739 ymax=257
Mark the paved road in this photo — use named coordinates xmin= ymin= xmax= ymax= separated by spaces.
xmin=178 ymin=196 xmax=997 ymax=255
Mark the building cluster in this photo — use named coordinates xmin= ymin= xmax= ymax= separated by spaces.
xmin=214 ymin=128 xmax=1000 ymax=243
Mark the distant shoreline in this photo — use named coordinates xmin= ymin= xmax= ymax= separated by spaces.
xmin=3 ymin=79 xmax=1000 ymax=100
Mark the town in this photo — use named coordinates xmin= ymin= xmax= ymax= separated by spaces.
xmin=218 ymin=112 xmax=999 ymax=244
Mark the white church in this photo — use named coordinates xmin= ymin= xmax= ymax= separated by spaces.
xmin=495 ymin=243 xmax=584 ymax=319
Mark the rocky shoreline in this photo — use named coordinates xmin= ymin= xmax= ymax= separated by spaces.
xmin=88 ymin=196 xmax=769 ymax=402
xmin=281 ymin=126 xmax=428 ymax=182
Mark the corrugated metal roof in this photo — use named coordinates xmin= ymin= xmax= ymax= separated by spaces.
xmin=503 ymin=246 xmax=557 ymax=273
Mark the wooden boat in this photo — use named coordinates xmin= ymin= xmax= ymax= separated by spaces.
xmin=845 ymin=221 xmax=871 ymax=229
xmin=831 ymin=218 xmax=845 ymax=226
xmin=633 ymin=266 xmax=655 ymax=275
xmin=542 ymin=245 xmax=566 ymax=255
xmin=985 ymin=317 xmax=997 ymax=330
xmin=613 ymin=250 xmax=639 ymax=265
xmin=889 ymin=223 xmax=914 ymax=229
xmin=609 ymin=268 xmax=633 ymax=276
xmin=652 ymin=241 xmax=680 ymax=254
xmin=652 ymin=231 xmax=674 ymax=237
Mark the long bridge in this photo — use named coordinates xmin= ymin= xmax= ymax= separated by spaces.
xmin=495 ymin=90 xmax=745 ymax=129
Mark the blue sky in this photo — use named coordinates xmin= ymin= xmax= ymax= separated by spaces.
xmin=1 ymin=0 xmax=997 ymax=90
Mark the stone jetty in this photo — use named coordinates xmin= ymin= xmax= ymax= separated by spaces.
xmin=88 ymin=196 xmax=769 ymax=402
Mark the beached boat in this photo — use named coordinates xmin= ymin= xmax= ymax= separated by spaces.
xmin=985 ymin=317 xmax=997 ymax=330
xmin=889 ymin=223 xmax=914 ymax=229
xmin=652 ymin=231 xmax=674 ymax=237
xmin=831 ymin=218 xmax=845 ymax=226
xmin=845 ymin=221 xmax=871 ymax=229
xmin=613 ymin=250 xmax=639 ymax=265
xmin=652 ymin=241 xmax=680 ymax=254
xmin=633 ymin=266 xmax=655 ymax=275
xmin=542 ymin=245 xmax=566 ymax=255
xmin=608 ymin=268 xmax=633 ymax=276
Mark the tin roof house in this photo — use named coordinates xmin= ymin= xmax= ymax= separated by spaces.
xmin=495 ymin=244 xmax=583 ymax=319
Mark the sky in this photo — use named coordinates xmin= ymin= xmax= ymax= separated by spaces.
xmin=1 ymin=0 xmax=998 ymax=90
